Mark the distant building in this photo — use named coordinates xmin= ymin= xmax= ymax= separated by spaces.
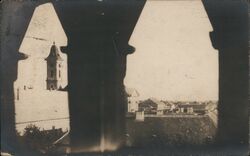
xmin=178 ymin=103 xmax=208 ymax=114
xmin=135 ymin=111 xmax=144 ymax=121
xmin=125 ymin=87 xmax=140 ymax=112
xmin=139 ymin=98 xmax=165 ymax=114
xmin=45 ymin=42 xmax=64 ymax=90
xmin=162 ymin=101 xmax=175 ymax=113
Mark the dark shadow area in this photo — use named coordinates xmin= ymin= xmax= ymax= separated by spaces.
xmin=202 ymin=0 xmax=249 ymax=145
xmin=0 ymin=0 xmax=249 ymax=155
xmin=51 ymin=0 xmax=146 ymax=151
xmin=0 ymin=1 xmax=42 ymax=153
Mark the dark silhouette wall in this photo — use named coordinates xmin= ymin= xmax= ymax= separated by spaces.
xmin=202 ymin=0 xmax=249 ymax=145
xmin=1 ymin=1 xmax=38 ymax=152
xmin=52 ymin=0 xmax=146 ymax=151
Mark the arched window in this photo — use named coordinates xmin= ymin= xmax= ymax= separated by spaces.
xmin=59 ymin=70 xmax=61 ymax=78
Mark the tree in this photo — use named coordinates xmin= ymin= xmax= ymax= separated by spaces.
xmin=17 ymin=124 xmax=64 ymax=154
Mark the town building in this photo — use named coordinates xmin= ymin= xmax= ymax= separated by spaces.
xmin=125 ymin=87 xmax=140 ymax=113
xmin=177 ymin=103 xmax=209 ymax=115
xmin=139 ymin=98 xmax=165 ymax=114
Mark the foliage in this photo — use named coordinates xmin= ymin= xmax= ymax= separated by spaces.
xmin=17 ymin=124 xmax=64 ymax=154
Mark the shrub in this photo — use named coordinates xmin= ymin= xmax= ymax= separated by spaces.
xmin=17 ymin=124 xmax=64 ymax=154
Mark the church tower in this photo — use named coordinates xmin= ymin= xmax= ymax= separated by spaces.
xmin=45 ymin=42 xmax=63 ymax=90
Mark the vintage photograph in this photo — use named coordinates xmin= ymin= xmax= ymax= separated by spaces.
xmin=1 ymin=0 xmax=249 ymax=156
xmin=124 ymin=0 xmax=218 ymax=147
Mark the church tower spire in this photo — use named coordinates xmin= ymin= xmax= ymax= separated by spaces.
xmin=45 ymin=42 xmax=63 ymax=90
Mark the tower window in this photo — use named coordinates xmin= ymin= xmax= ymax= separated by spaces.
xmin=59 ymin=70 xmax=61 ymax=78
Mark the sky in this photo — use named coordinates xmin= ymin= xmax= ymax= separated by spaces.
xmin=124 ymin=1 xmax=218 ymax=101
xmin=16 ymin=1 xmax=218 ymax=101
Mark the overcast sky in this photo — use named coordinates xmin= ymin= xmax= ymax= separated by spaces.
xmin=124 ymin=1 xmax=218 ymax=101
xmin=18 ymin=1 xmax=218 ymax=101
